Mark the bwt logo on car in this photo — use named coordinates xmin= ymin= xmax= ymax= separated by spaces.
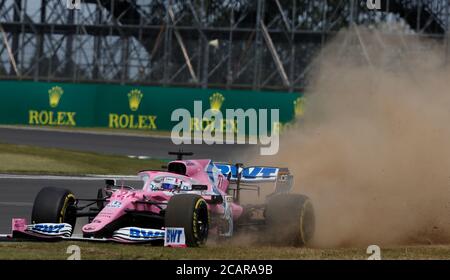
xmin=32 ymin=224 xmax=65 ymax=233
xmin=166 ymin=228 xmax=183 ymax=243
xmin=129 ymin=228 xmax=164 ymax=239
xmin=216 ymin=165 xmax=278 ymax=180
xmin=106 ymin=201 xmax=122 ymax=208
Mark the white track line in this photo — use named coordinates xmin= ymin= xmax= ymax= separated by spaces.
xmin=0 ymin=125 xmax=172 ymax=140
xmin=0 ymin=174 xmax=140 ymax=181
xmin=0 ymin=125 xmax=258 ymax=143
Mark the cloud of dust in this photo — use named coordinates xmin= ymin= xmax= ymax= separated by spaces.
xmin=259 ymin=25 xmax=450 ymax=247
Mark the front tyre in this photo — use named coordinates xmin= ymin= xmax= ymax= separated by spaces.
xmin=165 ymin=194 xmax=209 ymax=247
xmin=265 ymin=194 xmax=315 ymax=246
xmin=31 ymin=187 xmax=77 ymax=234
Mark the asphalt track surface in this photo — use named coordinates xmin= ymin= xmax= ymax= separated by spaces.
xmin=0 ymin=127 xmax=261 ymax=234
xmin=0 ymin=126 xmax=258 ymax=161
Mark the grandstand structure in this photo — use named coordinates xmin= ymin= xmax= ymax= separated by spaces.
xmin=0 ymin=0 xmax=449 ymax=91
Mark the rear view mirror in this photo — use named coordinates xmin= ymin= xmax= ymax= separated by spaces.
xmin=209 ymin=195 xmax=223 ymax=204
xmin=105 ymin=179 xmax=116 ymax=186
xmin=191 ymin=185 xmax=208 ymax=191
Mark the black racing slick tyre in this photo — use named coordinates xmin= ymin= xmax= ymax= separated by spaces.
xmin=165 ymin=194 xmax=209 ymax=247
xmin=265 ymin=194 xmax=315 ymax=246
xmin=31 ymin=187 xmax=77 ymax=234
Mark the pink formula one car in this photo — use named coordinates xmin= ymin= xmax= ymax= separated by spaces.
xmin=10 ymin=151 xmax=315 ymax=247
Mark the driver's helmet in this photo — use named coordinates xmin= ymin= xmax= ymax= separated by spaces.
xmin=160 ymin=177 xmax=181 ymax=191
xmin=161 ymin=182 xmax=178 ymax=190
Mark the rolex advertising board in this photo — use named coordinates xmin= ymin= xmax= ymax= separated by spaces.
xmin=0 ymin=80 xmax=303 ymax=135
xmin=0 ymin=81 xmax=97 ymax=127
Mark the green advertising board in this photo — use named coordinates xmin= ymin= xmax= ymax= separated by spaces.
xmin=0 ymin=80 xmax=304 ymax=134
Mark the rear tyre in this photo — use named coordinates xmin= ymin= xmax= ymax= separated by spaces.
xmin=31 ymin=187 xmax=77 ymax=235
xmin=265 ymin=194 xmax=314 ymax=246
xmin=165 ymin=194 xmax=209 ymax=247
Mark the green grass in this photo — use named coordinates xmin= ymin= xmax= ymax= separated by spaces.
xmin=0 ymin=242 xmax=449 ymax=260
xmin=0 ymin=143 xmax=164 ymax=175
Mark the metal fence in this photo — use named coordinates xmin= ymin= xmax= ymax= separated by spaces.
xmin=0 ymin=0 xmax=449 ymax=91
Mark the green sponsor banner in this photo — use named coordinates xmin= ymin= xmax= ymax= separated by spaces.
xmin=0 ymin=80 xmax=304 ymax=134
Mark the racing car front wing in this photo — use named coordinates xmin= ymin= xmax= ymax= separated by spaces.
xmin=1 ymin=218 xmax=186 ymax=247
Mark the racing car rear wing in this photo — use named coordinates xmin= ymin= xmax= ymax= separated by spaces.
xmin=214 ymin=163 xmax=293 ymax=195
